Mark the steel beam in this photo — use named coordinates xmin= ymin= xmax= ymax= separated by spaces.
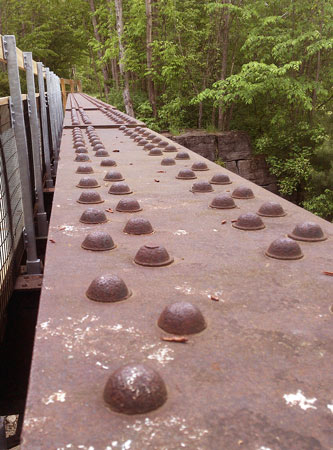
xmin=45 ymin=68 xmax=58 ymax=172
xmin=24 ymin=52 xmax=48 ymax=237
xmin=37 ymin=63 xmax=53 ymax=188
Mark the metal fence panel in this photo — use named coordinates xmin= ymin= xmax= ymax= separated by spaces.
xmin=0 ymin=122 xmax=24 ymax=318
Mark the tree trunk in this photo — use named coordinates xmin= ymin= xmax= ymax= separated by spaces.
xmin=89 ymin=46 xmax=103 ymax=98
xmin=114 ymin=0 xmax=134 ymax=116
xmin=145 ymin=0 xmax=157 ymax=118
xmin=311 ymin=3 xmax=323 ymax=114
xmin=87 ymin=0 xmax=110 ymax=100
xmin=111 ymin=58 xmax=120 ymax=89
xmin=218 ymin=1 xmax=231 ymax=130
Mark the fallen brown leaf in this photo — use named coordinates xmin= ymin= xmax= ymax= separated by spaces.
xmin=323 ymin=271 xmax=333 ymax=276
xmin=221 ymin=220 xmax=227 ymax=225
xmin=105 ymin=208 xmax=114 ymax=213
xmin=161 ymin=336 xmax=188 ymax=343
xmin=113 ymin=149 xmax=120 ymax=152
xmin=154 ymin=179 xmax=160 ymax=183
xmin=210 ymin=296 xmax=219 ymax=302
xmin=157 ymin=170 xmax=166 ymax=173
xmin=49 ymin=239 xmax=56 ymax=243
xmin=58 ymin=226 xmax=66 ymax=231
xmin=231 ymin=219 xmax=237 ymax=223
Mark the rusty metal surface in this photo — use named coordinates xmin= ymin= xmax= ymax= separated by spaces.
xmin=22 ymin=97 xmax=333 ymax=449
xmin=14 ymin=274 xmax=43 ymax=291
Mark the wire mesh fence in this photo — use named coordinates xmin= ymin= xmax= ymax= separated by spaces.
xmin=0 ymin=107 xmax=25 ymax=319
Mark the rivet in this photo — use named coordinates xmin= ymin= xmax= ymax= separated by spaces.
xmin=231 ymin=186 xmax=255 ymax=199
xmin=74 ymin=147 xmax=88 ymax=154
xmin=104 ymin=171 xmax=125 ymax=182
xmin=288 ymin=222 xmax=327 ymax=242
xmin=95 ymin=149 xmax=110 ymax=157
xmin=265 ymin=237 xmax=304 ymax=260
xmin=86 ymin=274 xmax=131 ymax=302
xmin=76 ymin=177 xmax=100 ymax=188
xmin=144 ymin=143 xmax=155 ymax=151
xmin=115 ymin=198 xmax=142 ymax=213
xmin=148 ymin=148 xmax=163 ymax=156
xmin=81 ymin=231 xmax=116 ymax=251
xmin=103 ymin=364 xmax=167 ymax=414
xmin=232 ymin=213 xmax=265 ymax=230
xmin=157 ymin=141 xmax=168 ymax=148
xmin=100 ymin=159 xmax=117 ymax=167
xmin=210 ymin=174 xmax=231 ymax=185
xmin=75 ymin=154 xmax=91 ymax=162
xmin=123 ymin=218 xmax=154 ymax=235
xmin=76 ymin=165 xmax=94 ymax=174
xmin=73 ymin=140 xmax=85 ymax=147
xmin=134 ymin=244 xmax=174 ymax=267
xmin=191 ymin=181 xmax=213 ymax=193
xmin=191 ymin=162 xmax=209 ymax=171
xmin=158 ymin=302 xmax=206 ymax=335
xmin=175 ymin=151 xmax=190 ymax=160
xmin=176 ymin=169 xmax=196 ymax=180
xmin=79 ymin=208 xmax=108 ymax=224
xmin=93 ymin=144 xmax=105 ymax=151
xmin=138 ymin=139 xmax=148 ymax=146
xmin=108 ymin=182 xmax=133 ymax=195
xmin=209 ymin=194 xmax=236 ymax=209
xmin=161 ymin=157 xmax=176 ymax=166
xmin=152 ymin=136 xmax=162 ymax=144
xmin=257 ymin=201 xmax=286 ymax=217
xmin=163 ymin=144 xmax=177 ymax=153
xmin=77 ymin=191 xmax=104 ymax=204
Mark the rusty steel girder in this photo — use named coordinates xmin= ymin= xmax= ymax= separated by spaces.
xmin=22 ymin=94 xmax=333 ymax=450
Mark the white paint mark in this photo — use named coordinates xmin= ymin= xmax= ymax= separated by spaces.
xmin=147 ymin=346 xmax=174 ymax=365
xmin=40 ymin=320 xmax=50 ymax=329
xmin=258 ymin=447 xmax=272 ymax=450
xmin=23 ymin=417 xmax=47 ymax=428
xmin=283 ymin=390 xmax=317 ymax=410
xmin=213 ymin=229 xmax=218 ymax=232
xmin=121 ymin=440 xmax=132 ymax=450
xmin=112 ymin=442 xmax=118 ymax=447
xmin=43 ymin=390 xmax=67 ymax=405
xmin=327 ymin=404 xmax=333 ymax=413
xmin=174 ymin=229 xmax=188 ymax=236
xmin=109 ymin=324 xmax=123 ymax=331
xmin=175 ymin=283 xmax=194 ymax=295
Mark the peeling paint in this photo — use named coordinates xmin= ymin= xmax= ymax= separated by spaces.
xmin=283 ymin=390 xmax=317 ymax=410
xmin=43 ymin=390 xmax=67 ymax=405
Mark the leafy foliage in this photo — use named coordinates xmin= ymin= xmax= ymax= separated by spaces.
xmin=0 ymin=0 xmax=332 ymax=219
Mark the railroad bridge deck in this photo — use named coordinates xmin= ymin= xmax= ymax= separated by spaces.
xmin=20 ymin=94 xmax=333 ymax=449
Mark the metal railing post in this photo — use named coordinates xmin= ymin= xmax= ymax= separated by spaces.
xmin=3 ymin=35 xmax=41 ymax=274
xmin=37 ymin=62 xmax=53 ymax=188
xmin=45 ymin=67 xmax=58 ymax=172
xmin=23 ymin=52 xmax=48 ymax=237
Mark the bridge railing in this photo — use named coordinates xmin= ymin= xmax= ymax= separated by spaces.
xmin=0 ymin=34 xmax=79 ymax=325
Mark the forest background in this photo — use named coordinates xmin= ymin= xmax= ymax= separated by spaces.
xmin=0 ymin=0 xmax=332 ymax=219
